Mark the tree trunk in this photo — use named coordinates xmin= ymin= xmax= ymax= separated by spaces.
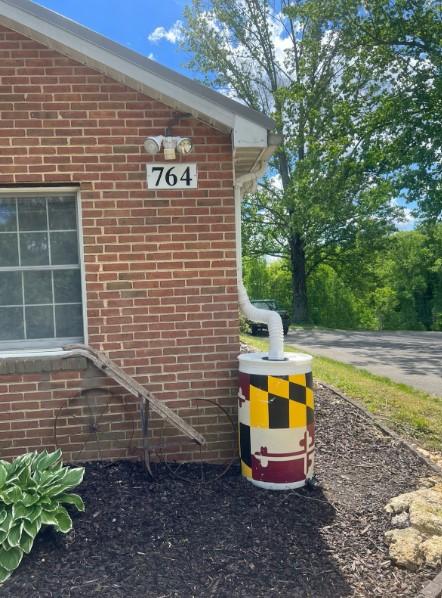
xmin=276 ymin=137 xmax=308 ymax=324
xmin=290 ymin=234 xmax=309 ymax=324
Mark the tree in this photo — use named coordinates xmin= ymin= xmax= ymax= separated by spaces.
xmin=308 ymin=264 xmax=378 ymax=329
xmin=242 ymin=256 xmax=270 ymax=300
xmin=425 ymin=224 xmax=442 ymax=329
xmin=242 ymin=256 xmax=292 ymax=311
xmin=182 ymin=0 xmax=403 ymax=322
xmin=243 ymin=225 xmax=442 ymax=330
xmin=333 ymin=226 xmax=442 ymax=331
xmin=340 ymin=0 xmax=442 ymax=222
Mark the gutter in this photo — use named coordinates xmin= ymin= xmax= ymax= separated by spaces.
xmin=234 ymin=135 xmax=285 ymax=361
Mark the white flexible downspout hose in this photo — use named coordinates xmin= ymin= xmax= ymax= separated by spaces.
xmin=235 ymin=171 xmax=285 ymax=361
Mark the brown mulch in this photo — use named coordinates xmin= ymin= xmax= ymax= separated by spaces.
xmin=1 ymin=385 xmax=436 ymax=597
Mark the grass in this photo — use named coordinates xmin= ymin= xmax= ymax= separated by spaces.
xmin=241 ymin=333 xmax=442 ymax=452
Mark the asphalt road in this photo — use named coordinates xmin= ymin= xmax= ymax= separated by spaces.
xmin=285 ymin=329 xmax=442 ymax=396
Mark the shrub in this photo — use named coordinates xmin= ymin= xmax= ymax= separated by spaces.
xmin=239 ymin=312 xmax=251 ymax=334
xmin=0 ymin=450 xmax=85 ymax=584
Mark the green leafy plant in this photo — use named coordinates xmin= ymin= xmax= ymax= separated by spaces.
xmin=0 ymin=450 xmax=85 ymax=584
xmin=239 ymin=312 xmax=251 ymax=334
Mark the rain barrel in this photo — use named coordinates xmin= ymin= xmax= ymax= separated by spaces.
xmin=238 ymin=352 xmax=314 ymax=490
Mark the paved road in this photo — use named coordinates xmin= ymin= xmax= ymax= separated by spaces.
xmin=285 ymin=329 xmax=442 ymax=396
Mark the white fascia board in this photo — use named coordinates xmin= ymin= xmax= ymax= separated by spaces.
xmin=233 ymin=117 xmax=268 ymax=149
xmin=0 ymin=2 xmax=270 ymax=151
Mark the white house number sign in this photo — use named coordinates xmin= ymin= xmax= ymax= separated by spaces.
xmin=146 ymin=163 xmax=198 ymax=189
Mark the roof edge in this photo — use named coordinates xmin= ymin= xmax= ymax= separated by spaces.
xmin=0 ymin=0 xmax=276 ymax=131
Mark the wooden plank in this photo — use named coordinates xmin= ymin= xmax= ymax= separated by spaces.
xmin=63 ymin=344 xmax=205 ymax=446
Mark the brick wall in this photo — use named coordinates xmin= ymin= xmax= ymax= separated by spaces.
xmin=0 ymin=25 xmax=240 ymax=463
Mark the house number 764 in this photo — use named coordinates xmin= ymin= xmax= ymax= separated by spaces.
xmin=146 ymin=163 xmax=198 ymax=189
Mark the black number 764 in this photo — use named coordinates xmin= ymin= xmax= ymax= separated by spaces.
xmin=151 ymin=166 xmax=193 ymax=186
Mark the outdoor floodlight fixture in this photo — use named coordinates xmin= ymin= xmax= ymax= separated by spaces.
xmin=176 ymin=137 xmax=193 ymax=155
xmin=144 ymin=135 xmax=163 ymax=155
xmin=143 ymin=135 xmax=193 ymax=160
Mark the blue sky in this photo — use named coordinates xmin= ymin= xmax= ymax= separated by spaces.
xmin=33 ymin=0 xmax=416 ymax=230
xmin=36 ymin=0 xmax=192 ymax=75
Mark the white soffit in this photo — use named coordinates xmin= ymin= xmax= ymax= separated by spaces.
xmin=0 ymin=0 xmax=275 ymax=153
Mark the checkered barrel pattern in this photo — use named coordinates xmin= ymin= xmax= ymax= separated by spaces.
xmin=238 ymin=371 xmax=314 ymax=485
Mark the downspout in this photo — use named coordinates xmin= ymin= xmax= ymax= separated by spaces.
xmin=235 ymin=165 xmax=285 ymax=361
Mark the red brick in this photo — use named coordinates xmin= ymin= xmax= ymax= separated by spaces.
xmin=0 ymin=22 xmax=238 ymax=463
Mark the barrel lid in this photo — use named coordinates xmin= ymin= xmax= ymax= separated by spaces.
xmin=238 ymin=352 xmax=312 ymax=376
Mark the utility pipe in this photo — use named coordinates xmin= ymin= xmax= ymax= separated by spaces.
xmin=235 ymin=167 xmax=285 ymax=361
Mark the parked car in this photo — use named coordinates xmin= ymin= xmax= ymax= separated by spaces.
xmin=247 ymin=300 xmax=290 ymax=336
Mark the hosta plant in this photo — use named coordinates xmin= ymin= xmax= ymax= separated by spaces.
xmin=0 ymin=450 xmax=85 ymax=584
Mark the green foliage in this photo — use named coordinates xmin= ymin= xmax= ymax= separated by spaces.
xmin=0 ymin=450 xmax=84 ymax=585
xmin=242 ymin=257 xmax=270 ymax=303
xmin=239 ymin=311 xmax=251 ymax=334
xmin=424 ymin=224 xmax=442 ymax=330
xmin=243 ymin=225 xmax=442 ymax=331
xmin=308 ymin=265 xmax=377 ymax=329
xmin=182 ymin=0 xmax=435 ymax=322
xmin=243 ymin=257 xmax=292 ymax=313
xmin=322 ymin=227 xmax=442 ymax=330
xmin=339 ymin=0 xmax=442 ymax=222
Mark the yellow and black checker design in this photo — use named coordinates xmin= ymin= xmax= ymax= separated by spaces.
xmin=239 ymin=422 xmax=252 ymax=478
xmin=249 ymin=373 xmax=314 ymax=429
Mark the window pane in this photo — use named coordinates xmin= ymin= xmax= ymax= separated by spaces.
xmin=48 ymin=197 xmax=77 ymax=230
xmin=24 ymin=270 xmax=52 ymax=305
xmin=20 ymin=232 xmax=49 ymax=266
xmin=54 ymin=270 xmax=81 ymax=303
xmin=50 ymin=231 xmax=78 ymax=265
xmin=17 ymin=198 xmax=47 ymax=231
xmin=0 ymin=272 xmax=22 ymax=306
xmin=0 ymin=234 xmax=19 ymax=267
xmin=55 ymin=304 xmax=83 ymax=337
xmin=25 ymin=305 xmax=54 ymax=339
xmin=0 ymin=306 xmax=24 ymax=340
xmin=0 ymin=193 xmax=83 ymax=347
xmin=0 ymin=199 xmax=17 ymax=232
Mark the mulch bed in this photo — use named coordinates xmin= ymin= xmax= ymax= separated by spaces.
xmin=2 ymin=385 xmax=437 ymax=597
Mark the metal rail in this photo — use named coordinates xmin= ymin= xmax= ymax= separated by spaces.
xmin=62 ymin=344 xmax=206 ymax=447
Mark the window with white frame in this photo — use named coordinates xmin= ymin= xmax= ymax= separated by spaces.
xmin=0 ymin=191 xmax=84 ymax=350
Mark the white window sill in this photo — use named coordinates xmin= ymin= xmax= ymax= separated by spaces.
xmin=0 ymin=348 xmax=74 ymax=359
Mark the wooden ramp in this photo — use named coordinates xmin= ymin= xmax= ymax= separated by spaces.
xmin=63 ymin=344 xmax=206 ymax=449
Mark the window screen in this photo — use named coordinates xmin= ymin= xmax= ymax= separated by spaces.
xmin=0 ymin=193 xmax=84 ymax=350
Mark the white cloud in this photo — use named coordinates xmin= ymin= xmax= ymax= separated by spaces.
xmin=268 ymin=13 xmax=294 ymax=68
xmin=396 ymin=207 xmax=416 ymax=231
xmin=192 ymin=8 xmax=295 ymax=112
xmin=148 ymin=21 xmax=183 ymax=44
xmin=148 ymin=52 xmax=156 ymax=61
xmin=269 ymin=174 xmax=283 ymax=190
xmin=390 ymin=198 xmax=417 ymax=231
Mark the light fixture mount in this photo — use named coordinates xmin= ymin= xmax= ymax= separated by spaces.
xmin=144 ymin=113 xmax=194 ymax=159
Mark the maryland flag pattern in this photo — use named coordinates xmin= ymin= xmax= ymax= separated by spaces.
xmin=238 ymin=371 xmax=314 ymax=486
